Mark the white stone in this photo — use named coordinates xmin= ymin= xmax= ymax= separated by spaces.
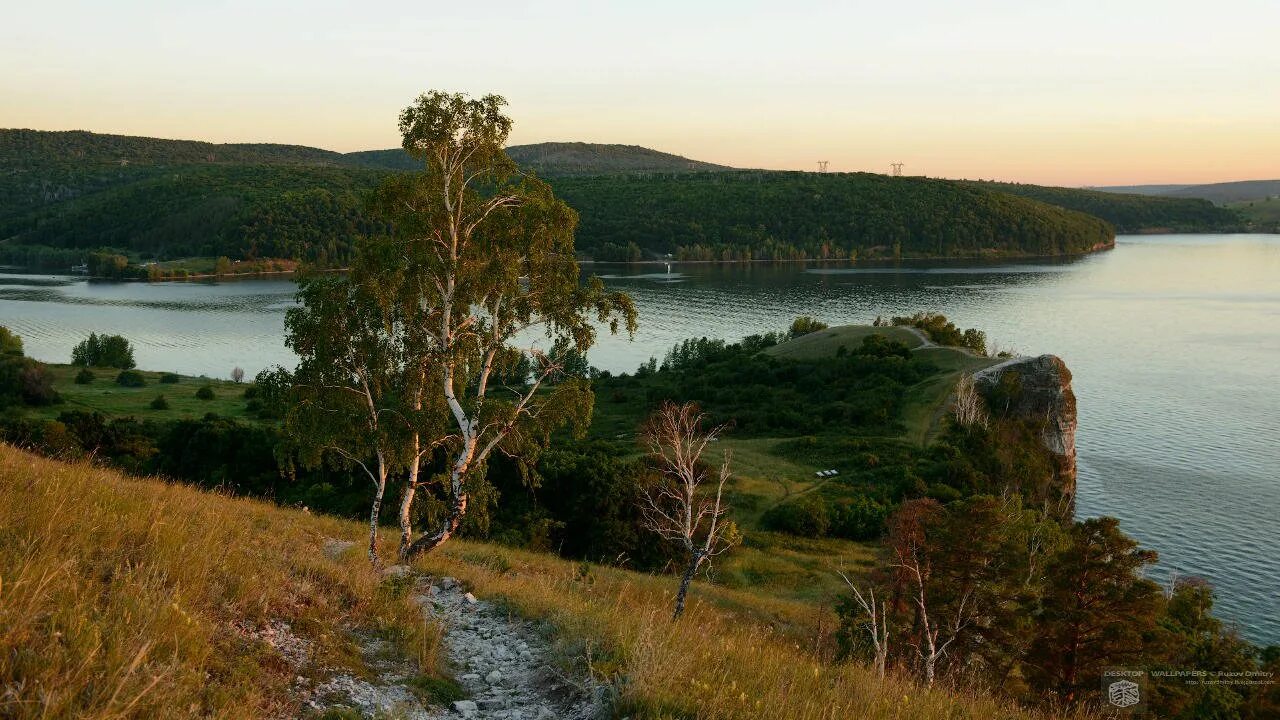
xmin=463 ymin=592 xmax=478 ymax=604
xmin=382 ymin=564 xmax=411 ymax=578
xmin=453 ymin=699 xmax=478 ymax=712
xmin=486 ymin=669 xmax=503 ymax=684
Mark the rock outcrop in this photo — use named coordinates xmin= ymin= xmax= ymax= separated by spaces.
xmin=973 ymin=354 xmax=1078 ymax=512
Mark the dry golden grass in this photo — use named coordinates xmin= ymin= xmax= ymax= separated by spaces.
xmin=1 ymin=443 xmax=1080 ymax=720
xmin=415 ymin=543 xmax=1080 ymax=720
xmin=0 ymin=443 xmax=426 ymax=720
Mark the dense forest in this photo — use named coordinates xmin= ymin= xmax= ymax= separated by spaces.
xmin=969 ymin=180 xmax=1242 ymax=233
xmin=551 ymin=171 xmax=1113 ymax=261
xmin=2 ymin=128 xmax=1250 ymax=271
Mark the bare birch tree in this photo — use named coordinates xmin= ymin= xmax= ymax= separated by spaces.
xmin=638 ymin=401 xmax=740 ymax=619
xmin=886 ymin=499 xmax=981 ymax=687
xmin=952 ymin=372 xmax=988 ymax=428
xmin=836 ymin=569 xmax=890 ymax=678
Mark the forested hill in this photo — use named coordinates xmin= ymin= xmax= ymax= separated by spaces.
xmin=2 ymin=128 xmax=1120 ymax=268
xmin=0 ymin=129 xmax=350 ymax=168
xmin=1095 ymin=179 xmax=1280 ymax=205
xmin=345 ymin=142 xmax=732 ymax=175
xmin=967 ymin=180 xmax=1242 ymax=233
xmin=553 ymin=171 xmax=1114 ymax=261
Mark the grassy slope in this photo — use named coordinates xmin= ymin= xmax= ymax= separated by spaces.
xmin=0 ymin=443 xmax=429 ymax=720
xmin=1230 ymin=199 xmax=1280 ymax=226
xmin=761 ymin=325 xmax=997 ymax=449
xmin=29 ymin=364 xmax=257 ymax=423
xmin=588 ymin=326 xmax=997 ymax=606
xmin=0 ymin=443 xmax=1063 ymax=720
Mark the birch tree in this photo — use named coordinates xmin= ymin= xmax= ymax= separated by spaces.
xmin=836 ymin=570 xmax=890 ymax=678
xmin=283 ymin=263 xmax=434 ymax=564
xmin=380 ymin=91 xmax=637 ymax=558
xmin=638 ymin=401 xmax=740 ymax=619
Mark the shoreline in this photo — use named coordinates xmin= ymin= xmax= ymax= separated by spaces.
xmin=18 ymin=230 xmax=1280 ymax=280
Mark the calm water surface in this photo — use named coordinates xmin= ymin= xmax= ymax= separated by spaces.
xmin=3 ymin=234 xmax=1278 ymax=642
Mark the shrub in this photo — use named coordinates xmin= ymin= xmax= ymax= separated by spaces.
xmin=890 ymin=312 xmax=986 ymax=354
xmin=195 ymin=385 xmax=215 ymax=400
xmin=0 ymin=357 xmax=61 ymax=407
xmin=0 ymin=326 xmax=23 ymax=356
xmin=71 ymin=333 xmax=136 ymax=369
xmin=762 ymin=495 xmax=831 ymax=537
xmin=150 ymin=395 xmax=170 ymax=410
xmin=115 ymin=370 xmax=145 ymax=387
xmin=159 ymin=372 xmax=180 ymax=384
xmin=74 ymin=368 xmax=96 ymax=384
xmin=230 ymin=367 xmax=245 ymax=383
xmin=788 ymin=315 xmax=828 ymax=338
xmin=828 ymin=496 xmax=889 ymax=540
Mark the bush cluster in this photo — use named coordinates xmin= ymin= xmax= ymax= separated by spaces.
xmin=71 ymin=333 xmax=136 ymax=369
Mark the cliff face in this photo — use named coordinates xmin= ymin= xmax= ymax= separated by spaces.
xmin=973 ymin=354 xmax=1078 ymax=512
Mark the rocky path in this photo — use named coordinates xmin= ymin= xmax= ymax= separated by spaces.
xmin=422 ymin=577 xmax=604 ymax=719
xmin=305 ymin=567 xmax=604 ymax=720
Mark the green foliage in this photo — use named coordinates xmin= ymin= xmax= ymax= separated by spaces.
xmin=604 ymin=333 xmax=930 ymax=436
xmin=970 ymin=180 xmax=1242 ymax=233
xmin=762 ymin=495 xmax=831 ymax=537
xmin=87 ymin=252 xmax=130 ymax=279
xmin=71 ymin=332 xmax=136 ymax=369
xmin=405 ymin=674 xmax=467 ymax=705
xmin=891 ymin=312 xmax=986 ymax=354
xmin=149 ymin=395 xmax=170 ymax=410
xmin=487 ymin=442 xmax=678 ymax=569
xmin=246 ymin=366 xmax=292 ymax=419
xmin=788 ymin=316 xmax=828 ymax=338
xmin=195 ymin=385 xmax=215 ymax=400
xmin=549 ymin=171 xmax=1116 ymax=261
xmin=114 ymin=370 xmax=145 ymax=387
xmin=0 ymin=354 xmax=61 ymax=408
xmin=0 ymin=327 xmax=23 ymax=356
xmin=74 ymin=368 xmax=95 ymax=384
xmin=159 ymin=372 xmax=180 ymax=384
xmin=3 ymin=128 xmax=1135 ymax=268
xmin=1026 ymin=517 xmax=1163 ymax=702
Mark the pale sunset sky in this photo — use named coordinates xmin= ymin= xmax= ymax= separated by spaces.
xmin=2 ymin=0 xmax=1277 ymax=186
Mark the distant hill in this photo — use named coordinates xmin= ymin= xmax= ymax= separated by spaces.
xmin=1 ymin=128 xmax=1125 ymax=269
xmin=553 ymin=171 xmax=1113 ymax=261
xmin=0 ymin=128 xmax=349 ymax=168
xmin=346 ymin=142 xmax=732 ymax=176
xmin=1093 ymin=180 xmax=1280 ymax=205
xmin=504 ymin=142 xmax=731 ymax=176
xmin=966 ymin=181 xmax=1241 ymax=233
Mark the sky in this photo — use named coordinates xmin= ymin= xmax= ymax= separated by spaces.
xmin=2 ymin=0 xmax=1278 ymax=186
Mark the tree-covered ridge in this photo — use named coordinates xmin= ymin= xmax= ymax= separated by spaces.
xmin=0 ymin=128 xmax=355 ymax=168
xmin=8 ymin=128 xmax=1212 ymax=269
xmin=347 ymin=142 xmax=732 ymax=176
xmin=552 ymin=171 xmax=1114 ymax=261
xmin=1 ymin=163 xmax=386 ymax=263
xmin=968 ymin=180 xmax=1242 ymax=232
xmin=504 ymin=142 xmax=731 ymax=176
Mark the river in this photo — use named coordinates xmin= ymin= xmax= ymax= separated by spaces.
xmin=3 ymin=233 xmax=1277 ymax=643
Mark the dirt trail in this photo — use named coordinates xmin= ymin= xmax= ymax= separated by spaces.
xmin=304 ymin=564 xmax=604 ymax=719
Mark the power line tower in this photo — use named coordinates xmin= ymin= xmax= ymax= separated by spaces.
xmin=890 ymin=162 xmax=904 ymax=177
xmin=817 ymin=160 xmax=829 ymax=173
